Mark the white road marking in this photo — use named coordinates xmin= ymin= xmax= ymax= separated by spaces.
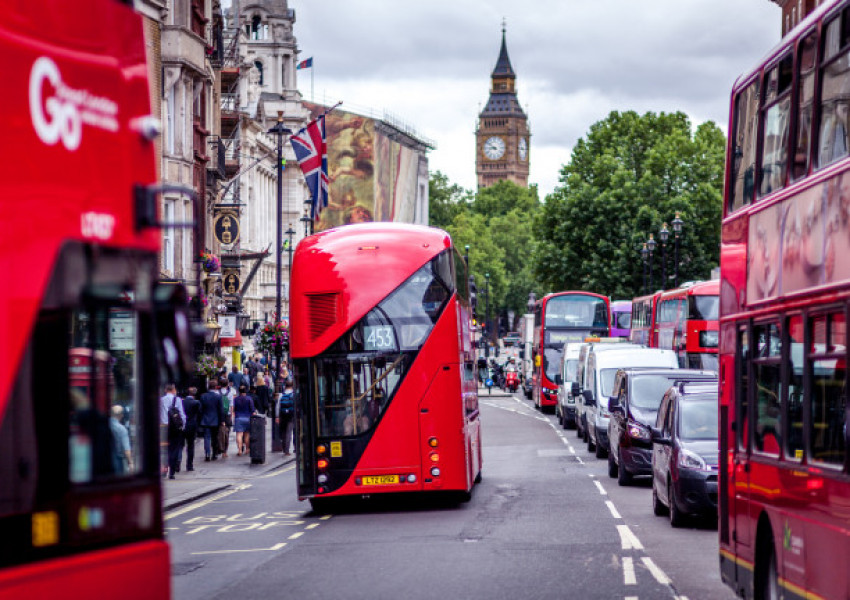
xmin=625 ymin=597 xmax=639 ymax=600
xmin=641 ymin=556 xmax=671 ymax=585
xmin=622 ymin=556 xmax=636 ymax=585
xmin=305 ymin=523 xmax=320 ymax=530
xmin=576 ymin=457 xmax=584 ymax=464
xmin=259 ymin=465 xmax=295 ymax=478
xmin=605 ymin=501 xmax=622 ymax=519
xmin=164 ymin=484 xmax=252 ymax=521
xmin=569 ymin=446 xmax=576 ymax=454
xmin=192 ymin=542 xmax=286 ymax=555
xmin=319 ymin=515 xmax=333 ymax=520
xmin=594 ymin=480 xmax=607 ymax=495
xmin=616 ymin=525 xmax=644 ymax=550
xmin=288 ymin=532 xmax=304 ymax=540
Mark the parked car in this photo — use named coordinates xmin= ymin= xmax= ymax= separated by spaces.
xmin=555 ymin=343 xmax=583 ymax=428
xmin=607 ymin=368 xmax=717 ymax=485
xmin=574 ymin=340 xmax=637 ymax=443
xmin=651 ymin=381 xmax=719 ymax=526
xmin=582 ymin=347 xmax=678 ymax=459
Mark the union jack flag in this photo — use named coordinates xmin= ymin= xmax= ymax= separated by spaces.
xmin=289 ymin=115 xmax=328 ymax=221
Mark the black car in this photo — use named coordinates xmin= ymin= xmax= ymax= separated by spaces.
xmin=650 ymin=381 xmax=719 ymax=527
xmin=607 ymin=369 xmax=716 ymax=486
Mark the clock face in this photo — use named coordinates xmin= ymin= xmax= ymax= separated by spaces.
xmin=518 ymin=138 xmax=528 ymax=161
xmin=484 ymin=136 xmax=506 ymax=160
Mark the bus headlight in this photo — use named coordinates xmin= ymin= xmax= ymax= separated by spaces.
xmin=317 ymin=474 xmax=328 ymax=484
xmin=430 ymin=467 xmax=441 ymax=477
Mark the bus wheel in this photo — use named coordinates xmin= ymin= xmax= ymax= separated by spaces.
xmin=309 ymin=497 xmax=332 ymax=515
xmin=755 ymin=531 xmax=780 ymax=600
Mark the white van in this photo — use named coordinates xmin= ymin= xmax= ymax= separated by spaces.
xmin=555 ymin=342 xmax=583 ymax=428
xmin=575 ymin=340 xmax=637 ymax=441
xmin=581 ymin=347 xmax=678 ymax=458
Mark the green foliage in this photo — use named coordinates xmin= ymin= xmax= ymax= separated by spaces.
xmin=428 ymin=171 xmax=473 ymax=229
xmin=535 ymin=111 xmax=725 ymax=298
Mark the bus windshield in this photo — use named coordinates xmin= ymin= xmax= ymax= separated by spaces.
xmin=545 ymin=295 xmax=608 ymax=328
xmin=690 ymin=295 xmax=719 ymax=320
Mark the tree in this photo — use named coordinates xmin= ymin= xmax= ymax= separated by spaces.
xmin=428 ymin=171 xmax=472 ymax=229
xmin=535 ymin=111 xmax=725 ymax=299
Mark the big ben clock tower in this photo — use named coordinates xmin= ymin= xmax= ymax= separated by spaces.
xmin=476 ymin=24 xmax=530 ymax=188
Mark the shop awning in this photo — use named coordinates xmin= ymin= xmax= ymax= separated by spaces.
xmin=220 ymin=330 xmax=243 ymax=347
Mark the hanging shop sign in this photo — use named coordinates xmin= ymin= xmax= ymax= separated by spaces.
xmin=214 ymin=209 xmax=240 ymax=245
xmin=223 ymin=270 xmax=241 ymax=294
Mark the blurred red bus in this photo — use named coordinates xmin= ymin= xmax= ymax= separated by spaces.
xmin=0 ymin=1 xmax=193 ymax=598
xmin=655 ymin=280 xmax=719 ymax=371
xmin=719 ymin=2 xmax=850 ymax=598
xmin=531 ymin=292 xmax=610 ymax=411
xmin=629 ymin=291 xmax=661 ymax=347
xmin=290 ymin=224 xmax=481 ymax=509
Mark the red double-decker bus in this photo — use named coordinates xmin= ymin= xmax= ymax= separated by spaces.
xmin=290 ymin=223 xmax=481 ymax=509
xmin=530 ymin=292 xmax=610 ymax=411
xmin=655 ymin=280 xmax=720 ymax=371
xmin=720 ymin=2 xmax=850 ymax=598
xmin=629 ymin=291 xmax=661 ymax=347
xmin=0 ymin=1 xmax=193 ymax=598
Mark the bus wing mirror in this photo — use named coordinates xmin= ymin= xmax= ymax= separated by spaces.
xmin=153 ymin=283 xmax=196 ymax=386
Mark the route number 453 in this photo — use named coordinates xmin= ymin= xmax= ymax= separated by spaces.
xmin=364 ymin=326 xmax=394 ymax=351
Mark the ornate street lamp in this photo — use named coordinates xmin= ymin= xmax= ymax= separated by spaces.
xmin=484 ymin=273 xmax=490 ymax=358
xmin=641 ymin=243 xmax=649 ymax=295
xmin=647 ymin=234 xmax=656 ymax=291
xmin=659 ymin=223 xmax=669 ymax=289
xmin=672 ymin=212 xmax=684 ymax=287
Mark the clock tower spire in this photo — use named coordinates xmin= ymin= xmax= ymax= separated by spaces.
xmin=476 ymin=23 xmax=530 ymax=188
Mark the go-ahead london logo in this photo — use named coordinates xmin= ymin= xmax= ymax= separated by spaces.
xmin=29 ymin=56 xmax=119 ymax=151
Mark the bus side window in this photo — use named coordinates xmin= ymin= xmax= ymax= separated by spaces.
xmin=737 ymin=325 xmax=750 ymax=451
xmin=754 ymin=322 xmax=783 ymax=457
xmin=760 ymin=53 xmax=793 ymax=197
xmin=730 ymin=79 xmax=760 ymax=213
xmin=808 ymin=311 xmax=846 ymax=466
xmin=786 ymin=314 xmax=804 ymax=461
xmin=818 ymin=15 xmax=850 ymax=169
xmin=792 ymin=32 xmax=817 ymax=181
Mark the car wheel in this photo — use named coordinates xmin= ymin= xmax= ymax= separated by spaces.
xmin=607 ymin=451 xmax=618 ymax=478
xmin=594 ymin=439 xmax=607 ymax=459
xmin=562 ymin=412 xmax=570 ymax=430
xmin=668 ymin=477 xmax=685 ymax=527
xmin=617 ymin=450 xmax=633 ymax=486
xmin=652 ymin=482 xmax=668 ymax=516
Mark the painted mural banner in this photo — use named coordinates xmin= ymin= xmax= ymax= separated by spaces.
xmin=307 ymin=105 xmax=422 ymax=232
xmin=747 ymin=170 xmax=850 ymax=304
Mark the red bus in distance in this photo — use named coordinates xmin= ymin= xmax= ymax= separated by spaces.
xmin=655 ymin=280 xmax=719 ymax=371
xmin=0 ymin=2 xmax=193 ymax=598
xmin=531 ymin=292 xmax=610 ymax=411
xmin=720 ymin=2 xmax=850 ymax=598
xmin=629 ymin=291 xmax=661 ymax=347
xmin=290 ymin=223 xmax=481 ymax=509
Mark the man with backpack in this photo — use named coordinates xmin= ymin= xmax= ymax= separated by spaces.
xmin=278 ymin=375 xmax=295 ymax=455
xmin=159 ymin=383 xmax=185 ymax=479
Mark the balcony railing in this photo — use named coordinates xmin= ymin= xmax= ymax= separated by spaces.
xmin=207 ymin=137 xmax=225 ymax=180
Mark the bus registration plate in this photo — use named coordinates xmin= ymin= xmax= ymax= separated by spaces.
xmin=361 ymin=475 xmax=399 ymax=486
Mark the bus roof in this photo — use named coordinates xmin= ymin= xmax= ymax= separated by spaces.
xmin=290 ymin=223 xmax=453 ymax=356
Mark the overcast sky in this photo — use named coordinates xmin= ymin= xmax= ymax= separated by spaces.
xmin=287 ymin=1 xmax=780 ymax=199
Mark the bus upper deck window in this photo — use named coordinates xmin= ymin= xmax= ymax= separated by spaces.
xmin=818 ymin=13 xmax=850 ymax=169
xmin=760 ymin=53 xmax=793 ymax=197
xmin=793 ymin=32 xmax=817 ymax=181
xmin=729 ymin=79 xmax=760 ymax=213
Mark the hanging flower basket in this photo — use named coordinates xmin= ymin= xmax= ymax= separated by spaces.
xmin=255 ymin=321 xmax=289 ymax=355
xmin=200 ymin=252 xmax=221 ymax=273
xmin=196 ymin=354 xmax=218 ymax=378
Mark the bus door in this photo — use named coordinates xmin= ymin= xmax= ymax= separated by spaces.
xmin=732 ymin=324 xmax=752 ymax=551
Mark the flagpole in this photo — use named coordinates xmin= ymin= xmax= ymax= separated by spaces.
xmin=311 ymin=60 xmax=314 ymax=103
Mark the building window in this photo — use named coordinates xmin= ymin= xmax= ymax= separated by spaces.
xmin=163 ymin=201 xmax=175 ymax=274
xmin=254 ymin=60 xmax=264 ymax=86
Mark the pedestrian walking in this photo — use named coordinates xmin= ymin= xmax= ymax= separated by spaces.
xmin=278 ymin=379 xmax=295 ymax=455
xmin=227 ymin=365 xmax=245 ymax=392
xmin=159 ymin=384 xmax=185 ymax=479
xmin=253 ymin=372 xmax=270 ymax=415
xmin=199 ymin=380 xmax=224 ymax=461
xmin=233 ymin=385 xmax=257 ymax=456
xmin=182 ymin=387 xmax=201 ymax=471
xmin=109 ymin=405 xmax=132 ymax=475
xmin=218 ymin=378 xmax=233 ymax=458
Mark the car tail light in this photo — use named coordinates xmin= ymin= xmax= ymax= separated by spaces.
xmin=428 ymin=437 xmax=438 ymax=448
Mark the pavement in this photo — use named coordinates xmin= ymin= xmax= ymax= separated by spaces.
xmin=162 ymin=417 xmax=296 ymax=511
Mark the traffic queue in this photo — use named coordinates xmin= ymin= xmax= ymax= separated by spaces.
xmin=506 ymin=281 xmax=720 ymax=527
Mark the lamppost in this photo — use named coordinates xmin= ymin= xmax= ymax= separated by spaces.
xmin=268 ymin=111 xmax=292 ymax=454
xmin=300 ymin=206 xmax=311 ymax=237
xmin=285 ymin=224 xmax=296 ymax=275
xmin=464 ymin=244 xmax=470 ymax=268
xmin=647 ymin=234 xmax=656 ymax=291
xmin=672 ymin=211 xmax=684 ymax=287
xmin=484 ymin=273 xmax=490 ymax=358
xmin=659 ymin=222 xmax=669 ymax=289
xmin=641 ymin=243 xmax=649 ymax=295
